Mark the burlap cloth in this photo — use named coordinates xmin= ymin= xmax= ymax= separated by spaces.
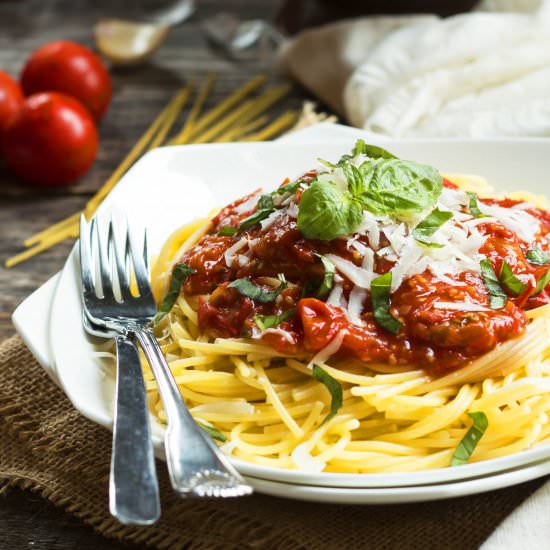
xmin=1 ymin=335 xmax=547 ymax=549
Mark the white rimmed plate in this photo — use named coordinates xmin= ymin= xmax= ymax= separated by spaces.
xmin=13 ymin=124 xmax=550 ymax=501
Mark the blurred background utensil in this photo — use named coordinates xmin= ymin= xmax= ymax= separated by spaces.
xmin=94 ymin=0 xmax=195 ymax=66
xmin=79 ymin=221 xmax=160 ymax=525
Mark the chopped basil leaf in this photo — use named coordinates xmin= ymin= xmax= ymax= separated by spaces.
xmin=153 ymin=263 xmax=195 ymax=324
xmin=534 ymin=268 xmax=550 ymax=295
xmin=238 ymin=194 xmax=274 ymax=230
xmin=412 ymin=209 xmax=453 ymax=248
xmin=480 ymin=259 xmax=507 ymax=309
xmin=371 ymin=272 xmax=402 ymax=334
xmin=218 ymin=226 xmax=238 ymax=236
xmin=197 ymin=421 xmax=227 ymax=443
xmin=451 ymin=412 xmax=488 ymax=466
xmin=297 ymin=180 xmax=363 ymax=240
xmin=314 ymin=254 xmax=336 ymax=298
xmin=340 ymin=139 xmax=397 ymax=162
xmin=273 ymin=181 xmax=301 ymax=196
xmin=255 ymin=309 xmax=295 ymax=330
xmin=527 ymin=247 xmax=550 ymax=266
xmin=357 ymin=159 xmax=443 ymax=217
xmin=499 ymin=261 xmax=526 ymax=295
xmin=312 ymin=365 xmax=343 ymax=426
xmin=228 ymin=274 xmax=287 ymax=303
xmin=467 ymin=192 xmax=488 ymax=219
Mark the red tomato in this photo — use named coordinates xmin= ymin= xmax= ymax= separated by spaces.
xmin=21 ymin=41 xmax=111 ymax=120
xmin=0 ymin=70 xmax=24 ymax=136
xmin=2 ymin=92 xmax=98 ymax=186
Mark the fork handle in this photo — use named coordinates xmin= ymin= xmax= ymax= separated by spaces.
xmin=133 ymin=326 xmax=244 ymax=494
xmin=110 ymin=335 xmax=160 ymax=524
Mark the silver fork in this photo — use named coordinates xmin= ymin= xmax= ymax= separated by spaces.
xmin=80 ymin=222 xmax=160 ymax=525
xmin=79 ymin=214 xmax=253 ymax=498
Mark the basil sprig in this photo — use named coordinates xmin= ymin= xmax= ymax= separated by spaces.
xmin=339 ymin=139 xmax=397 ymax=164
xmin=312 ymin=365 xmax=343 ymax=426
xmin=314 ymin=254 xmax=336 ymax=298
xmin=499 ymin=261 xmax=526 ymax=295
xmin=297 ymin=179 xmax=363 ymax=240
xmin=153 ymin=263 xmax=195 ymax=324
xmin=480 ymin=259 xmax=507 ymax=309
xmin=412 ymin=209 xmax=453 ymax=248
xmin=467 ymin=192 xmax=488 ymax=218
xmin=527 ymin=247 xmax=550 ymax=266
xmin=451 ymin=412 xmax=488 ymax=466
xmin=371 ymin=272 xmax=402 ymax=334
xmin=255 ymin=309 xmax=295 ymax=330
xmin=228 ymin=274 xmax=287 ymax=303
xmin=534 ymin=268 xmax=550 ymax=295
xmin=218 ymin=226 xmax=239 ymax=236
xmin=273 ymin=180 xmax=301 ymax=196
xmin=197 ymin=421 xmax=227 ymax=443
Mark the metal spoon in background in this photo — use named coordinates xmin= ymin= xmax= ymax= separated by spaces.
xmin=94 ymin=0 xmax=195 ymax=66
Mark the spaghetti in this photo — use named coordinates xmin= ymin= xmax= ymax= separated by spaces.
xmin=145 ymin=141 xmax=550 ymax=473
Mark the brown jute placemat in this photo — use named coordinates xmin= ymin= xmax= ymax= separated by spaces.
xmin=0 ymin=335 xmax=547 ymax=549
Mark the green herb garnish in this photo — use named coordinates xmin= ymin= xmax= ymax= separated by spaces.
xmin=312 ymin=365 xmax=343 ymax=426
xmin=218 ymin=226 xmax=239 ymax=236
xmin=412 ymin=209 xmax=453 ymax=248
xmin=527 ymin=247 xmax=550 ymax=266
xmin=499 ymin=261 xmax=526 ymax=295
xmin=467 ymin=192 xmax=488 ymax=219
xmin=314 ymin=254 xmax=336 ymax=298
xmin=480 ymin=259 xmax=507 ymax=309
xmin=297 ymin=180 xmax=363 ymax=240
xmin=255 ymin=309 xmax=295 ymax=330
xmin=228 ymin=274 xmax=287 ymax=303
xmin=273 ymin=181 xmax=301 ymax=196
xmin=197 ymin=421 xmax=227 ymax=442
xmin=153 ymin=263 xmax=195 ymax=324
xmin=238 ymin=194 xmax=275 ymax=230
xmin=371 ymin=272 xmax=402 ymax=334
xmin=534 ymin=268 xmax=550 ymax=295
xmin=451 ymin=412 xmax=488 ymax=466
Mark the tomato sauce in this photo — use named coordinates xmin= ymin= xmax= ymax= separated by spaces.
xmin=179 ymin=182 xmax=550 ymax=374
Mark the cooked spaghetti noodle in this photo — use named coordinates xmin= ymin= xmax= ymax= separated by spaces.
xmin=143 ymin=142 xmax=550 ymax=473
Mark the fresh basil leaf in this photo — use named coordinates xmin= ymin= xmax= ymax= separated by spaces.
xmin=314 ymin=254 xmax=336 ymax=298
xmin=218 ymin=226 xmax=239 ymax=236
xmin=228 ymin=275 xmax=287 ymax=303
xmin=255 ymin=309 xmax=296 ymax=330
xmin=297 ymin=180 xmax=363 ymax=240
xmin=273 ymin=181 xmax=301 ymax=196
xmin=371 ymin=272 xmax=402 ymax=334
xmin=412 ymin=209 xmax=453 ymax=248
xmin=341 ymin=162 xmax=364 ymax=197
xmin=351 ymin=139 xmax=397 ymax=160
xmin=534 ymin=268 xmax=550 ymax=295
xmin=499 ymin=261 xmax=526 ymax=295
xmin=451 ymin=412 xmax=488 ymax=466
xmin=312 ymin=365 xmax=343 ymax=426
xmin=527 ymin=247 xmax=550 ymax=266
xmin=359 ymin=159 xmax=443 ymax=216
xmin=238 ymin=194 xmax=274 ymax=230
xmin=466 ymin=192 xmax=488 ymax=218
xmin=197 ymin=421 xmax=227 ymax=443
xmin=153 ymin=263 xmax=195 ymax=324
xmin=480 ymin=259 xmax=507 ymax=309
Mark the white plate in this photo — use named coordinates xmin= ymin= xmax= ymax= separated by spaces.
xmin=14 ymin=124 xmax=550 ymax=502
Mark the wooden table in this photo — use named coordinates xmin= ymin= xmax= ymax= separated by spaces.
xmin=0 ymin=1 xmax=310 ymax=547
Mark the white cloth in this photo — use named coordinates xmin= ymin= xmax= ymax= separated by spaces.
xmin=279 ymin=0 xmax=550 ymax=137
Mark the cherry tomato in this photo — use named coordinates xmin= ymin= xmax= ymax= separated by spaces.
xmin=0 ymin=70 xmax=24 ymax=136
xmin=2 ymin=92 xmax=98 ymax=186
xmin=21 ymin=40 xmax=111 ymax=120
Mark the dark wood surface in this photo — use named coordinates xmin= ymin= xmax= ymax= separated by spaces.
xmin=0 ymin=1 xmax=304 ymax=548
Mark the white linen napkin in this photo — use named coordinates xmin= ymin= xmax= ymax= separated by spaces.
xmin=279 ymin=0 xmax=550 ymax=137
